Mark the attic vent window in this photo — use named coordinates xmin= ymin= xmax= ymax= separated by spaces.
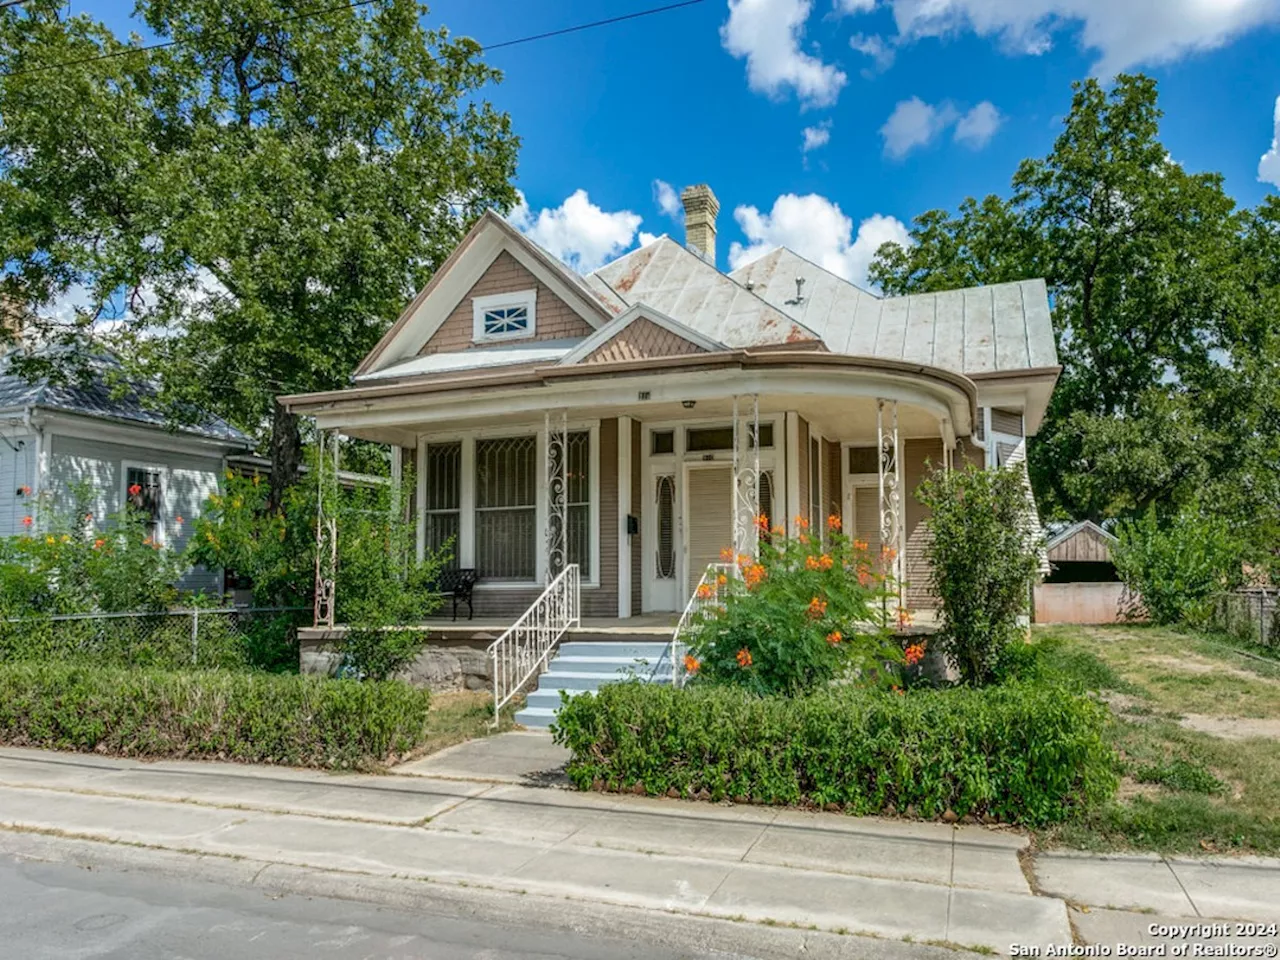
xmin=472 ymin=289 xmax=536 ymax=343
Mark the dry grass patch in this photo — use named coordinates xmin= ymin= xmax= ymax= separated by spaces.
xmin=406 ymin=690 xmax=514 ymax=760
xmin=1032 ymin=624 xmax=1280 ymax=855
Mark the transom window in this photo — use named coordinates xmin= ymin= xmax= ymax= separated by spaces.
xmin=472 ymin=289 xmax=537 ymax=343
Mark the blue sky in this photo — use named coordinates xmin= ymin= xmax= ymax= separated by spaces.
xmin=77 ymin=0 xmax=1280 ymax=286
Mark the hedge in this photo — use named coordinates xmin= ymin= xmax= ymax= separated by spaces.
xmin=552 ymin=681 xmax=1118 ymax=825
xmin=0 ymin=662 xmax=432 ymax=770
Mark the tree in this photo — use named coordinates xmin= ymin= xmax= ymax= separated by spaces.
xmin=871 ymin=75 xmax=1253 ymax=528
xmin=0 ymin=0 xmax=520 ymax=502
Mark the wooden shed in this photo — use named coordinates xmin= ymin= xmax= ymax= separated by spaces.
xmin=1035 ymin=521 xmax=1132 ymax=624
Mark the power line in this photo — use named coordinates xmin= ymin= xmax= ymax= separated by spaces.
xmin=3 ymin=0 xmax=377 ymax=77
xmin=483 ymin=0 xmax=706 ymax=52
xmin=1 ymin=0 xmax=708 ymax=79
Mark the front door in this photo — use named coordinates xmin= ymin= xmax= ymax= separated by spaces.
xmin=644 ymin=469 xmax=680 ymax=612
xmin=683 ymin=464 xmax=734 ymax=597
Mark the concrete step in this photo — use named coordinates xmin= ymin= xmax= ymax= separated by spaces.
xmin=555 ymin=641 xmax=669 ymax=660
xmin=512 ymin=705 xmax=557 ymax=729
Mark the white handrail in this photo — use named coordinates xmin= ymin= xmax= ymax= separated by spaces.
xmin=667 ymin=562 xmax=735 ymax=688
xmin=488 ymin=564 xmax=580 ymax=723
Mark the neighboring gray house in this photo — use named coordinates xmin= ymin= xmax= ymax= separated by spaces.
xmin=0 ymin=351 xmax=253 ymax=594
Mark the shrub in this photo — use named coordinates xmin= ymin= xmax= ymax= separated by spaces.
xmin=1112 ymin=501 xmax=1243 ymax=627
xmin=917 ymin=464 xmax=1042 ymax=686
xmin=686 ymin=517 xmax=902 ymax=695
xmin=553 ymin=681 xmax=1118 ymax=825
xmin=0 ymin=662 xmax=431 ymax=769
xmin=0 ymin=485 xmax=186 ymax=617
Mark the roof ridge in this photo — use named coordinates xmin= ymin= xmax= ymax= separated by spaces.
xmin=732 ymin=245 xmax=883 ymax=301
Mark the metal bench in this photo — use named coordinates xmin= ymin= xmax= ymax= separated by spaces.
xmin=435 ymin=568 xmax=478 ymax=621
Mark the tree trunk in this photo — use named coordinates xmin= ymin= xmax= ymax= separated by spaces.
xmin=269 ymin=400 xmax=303 ymax=510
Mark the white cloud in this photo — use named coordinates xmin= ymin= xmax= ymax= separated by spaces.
xmin=881 ymin=0 xmax=1280 ymax=77
xmin=880 ymin=97 xmax=958 ymax=159
xmin=727 ymin=193 xmax=911 ymax=289
xmin=1260 ymin=95 xmax=1280 ymax=188
xmin=833 ymin=0 xmax=876 ymax=11
xmin=954 ymin=100 xmax=1003 ymax=148
xmin=652 ymin=179 xmax=681 ymax=219
xmin=509 ymin=190 xmax=644 ymax=273
xmin=638 ymin=231 xmax=662 ymax=247
xmin=721 ymin=0 xmax=848 ymax=108
xmin=801 ymin=121 xmax=832 ymax=153
xmin=849 ymin=32 xmax=897 ymax=74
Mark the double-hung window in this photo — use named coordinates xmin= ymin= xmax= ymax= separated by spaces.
xmin=423 ymin=442 xmax=461 ymax=568
xmin=124 ymin=464 xmax=163 ymax=542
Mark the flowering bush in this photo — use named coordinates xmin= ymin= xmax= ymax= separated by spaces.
xmin=0 ymin=485 xmax=186 ymax=616
xmin=685 ymin=515 xmax=903 ymax=695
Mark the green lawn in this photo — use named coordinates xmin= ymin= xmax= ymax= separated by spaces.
xmin=1029 ymin=624 xmax=1280 ymax=855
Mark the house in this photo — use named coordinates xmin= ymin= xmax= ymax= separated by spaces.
xmin=0 ymin=349 xmax=253 ymax=593
xmin=282 ymin=184 xmax=1059 ymax=627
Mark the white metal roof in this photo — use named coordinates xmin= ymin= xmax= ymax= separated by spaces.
xmin=355 ymin=338 xmax=583 ymax=382
xmin=589 ymin=238 xmax=822 ymax=348
xmin=728 ymin=248 xmax=1058 ymax=375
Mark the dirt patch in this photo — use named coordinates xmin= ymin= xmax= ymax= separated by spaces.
xmin=1179 ymin=714 xmax=1280 ymax=741
xmin=1143 ymin=654 xmax=1280 ymax=685
xmin=1116 ymin=778 xmax=1165 ymax=802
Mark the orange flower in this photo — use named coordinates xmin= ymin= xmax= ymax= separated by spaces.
xmin=897 ymin=606 xmax=914 ymax=627
xmin=174 ymin=515 xmax=184 ymax=525
xmin=853 ymin=539 xmax=868 ymax=552
xmin=881 ymin=545 xmax=898 ymax=561
xmin=754 ymin=513 xmax=770 ymax=532
xmin=827 ymin=513 xmax=841 ymax=531
xmin=716 ymin=573 xmax=728 ymax=586
xmin=798 ymin=533 xmax=809 ymax=545
xmin=794 ymin=514 xmax=810 ymax=530
xmin=891 ymin=685 xmax=905 ymax=696
xmin=21 ymin=516 xmax=32 ymax=528
xmin=736 ymin=647 xmax=753 ymax=668
xmin=18 ymin=485 xmax=30 ymax=496
xmin=128 ymin=483 xmax=142 ymax=497
xmin=806 ymin=596 xmax=827 ymax=619
xmin=904 ymin=643 xmax=925 ymax=666
xmin=93 ymin=538 xmax=105 ymax=550
xmin=818 ymin=553 xmax=833 ymax=570
xmin=743 ymin=563 xmax=766 ymax=589
xmin=720 ymin=547 xmax=734 ymax=561
xmin=771 ymin=525 xmax=784 ymax=536
xmin=805 ymin=555 xmax=820 ymax=571
xmin=857 ymin=569 xmax=871 ymax=587
xmin=736 ymin=552 xmax=752 ymax=568
xmin=696 ymin=583 xmax=714 ymax=600
xmin=683 ymin=654 xmax=700 ymax=674
xmin=826 ymin=630 xmax=842 ymax=646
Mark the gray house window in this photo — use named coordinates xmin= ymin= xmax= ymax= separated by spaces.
xmin=125 ymin=465 xmax=163 ymax=541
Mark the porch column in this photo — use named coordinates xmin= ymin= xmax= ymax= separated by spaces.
xmin=732 ymin=394 xmax=761 ymax=559
xmin=876 ymin=399 xmax=904 ymax=604
xmin=544 ymin=409 xmax=569 ymax=583
xmin=312 ymin=428 xmax=339 ymax=629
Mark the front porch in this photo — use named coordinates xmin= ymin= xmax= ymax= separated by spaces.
xmin=297 ymin=361 xmax=982 ymax=632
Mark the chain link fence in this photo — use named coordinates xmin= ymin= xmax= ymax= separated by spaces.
xmin=0 ymin=607 xmax=311 ymax=671
xmin=1208 ymin=589 xmax=1278 ymax=650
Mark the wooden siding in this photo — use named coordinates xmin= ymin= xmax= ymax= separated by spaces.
xmin=594 ymin=419 xmax=619 ymax=618
xmin=822 ymin=438 xmax=841 ymax=520
xmin=46 ymin=433 xmax=224 ymax=595
xmin=991 ymin=408 xmax=1024 ymax=437
xmin=581 ymin=317 xmax=706 ymax=364
xmin=419 ymin=251 xmax=594 ymax=357
xmin=1047 ymin=524 xmax=1115 ymax=564
xmin=796 ymin=417 xmax=809 ymax=531
xmin=903 ymin=438 xmax=944 ymax=609
xmin=0 ymin=432 xmax=36 ymax=538
xmin=630 ymin=420 xmax=642 ymax=614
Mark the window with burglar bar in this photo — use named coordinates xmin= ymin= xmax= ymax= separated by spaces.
xmin=125 ymin=465 xmax=163 ymax=542
xmin=475 ymin=436 xmax=537 ymax=580
xmin=423 ymin=442 xmax=461 ymax=568
xmin=566 ymin=431 xmax=591 ymax=578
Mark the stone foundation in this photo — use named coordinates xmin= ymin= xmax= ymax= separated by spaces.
xmin=299 ymin=628 xmax=493 ymax=694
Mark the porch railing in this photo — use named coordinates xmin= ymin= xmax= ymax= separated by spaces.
xmin=488 ymin=563 xmax=580 ymax=723
xmin=667 ymin=562 xmax=734 ymax=688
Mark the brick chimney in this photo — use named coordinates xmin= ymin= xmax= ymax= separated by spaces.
xmin=680 ymin=184 xmax=719 ymax=266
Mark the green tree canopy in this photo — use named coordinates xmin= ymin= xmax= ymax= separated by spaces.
xmin=0 ymin=0 xmax=519 ymax=498
xmin=870 ymin=75 xmax=1280 ymax=566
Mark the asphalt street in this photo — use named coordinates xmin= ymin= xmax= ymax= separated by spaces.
xmin=0 ymin=854 xmax=728 ymax=960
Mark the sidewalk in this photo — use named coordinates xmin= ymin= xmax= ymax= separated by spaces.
xmin=0 ymin=739 xmax=1276 ymax=954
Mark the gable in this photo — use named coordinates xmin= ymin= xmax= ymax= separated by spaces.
xmin=419 ymin=251 xmax=595 ymax=357
xmin=580 ymin=316 xmax=708 ymax=364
